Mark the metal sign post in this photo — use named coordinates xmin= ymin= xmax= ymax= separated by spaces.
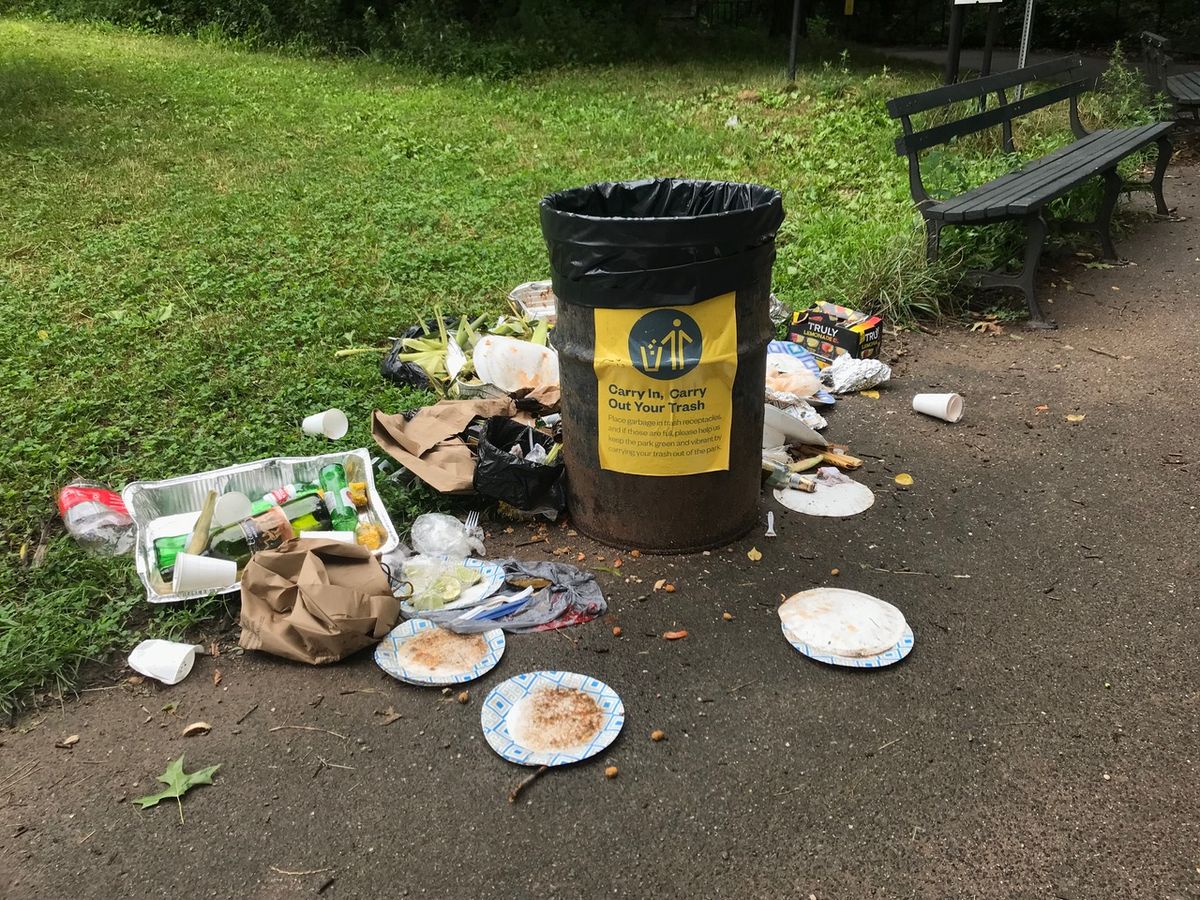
xmin=1016 ymin=0 xmax=1036 ymax=99
xmin=946 ymin=0 xmax=1004 ymax=85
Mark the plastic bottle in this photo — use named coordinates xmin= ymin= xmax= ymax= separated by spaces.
xmin=56 ymin=481 xmax=135 ymax=555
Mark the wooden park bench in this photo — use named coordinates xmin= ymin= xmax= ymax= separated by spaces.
xmin=1141 ymin=32 xmax=1200 ymax=122
xmin=886 ymin=58 xmax=1173 ymax=327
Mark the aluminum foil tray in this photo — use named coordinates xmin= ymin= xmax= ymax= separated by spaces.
xmin=122 ymin=448 xmax=399 ymax=604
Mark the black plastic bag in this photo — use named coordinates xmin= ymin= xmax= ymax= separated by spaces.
xmin=473 ymin=417 xmax=566 ymax=512
xmin=380 ymin=340 xmax=433 ymax=389
xmin=381 ymin=317 xmax=467 ymax=389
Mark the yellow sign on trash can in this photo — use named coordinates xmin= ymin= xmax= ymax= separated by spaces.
xmin=592 ymin=292 xmax=737 ymax=476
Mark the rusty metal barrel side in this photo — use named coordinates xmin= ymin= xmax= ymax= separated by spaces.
xmin=541 ymin=179 xmax=784 ymax=553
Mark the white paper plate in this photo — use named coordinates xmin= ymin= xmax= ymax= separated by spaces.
xmin=779 ymin=588 xmax=913 ymax=668
xmin=481 ymin=671 xmax=624 ymax=767
xmin=774 ymin=478 xmax=875 ymax=517
xmin=374 ymin=619 xmax=505 ymax=686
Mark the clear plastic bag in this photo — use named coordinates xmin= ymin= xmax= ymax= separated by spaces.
xmin=56 ymin=481 xmax=135 ymax=556
xmin=410 ymin=513 xmax=484 ymax=560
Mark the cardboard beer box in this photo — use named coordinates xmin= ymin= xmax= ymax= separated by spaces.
xmin=788 ymin=302 xmax=883 ymax=368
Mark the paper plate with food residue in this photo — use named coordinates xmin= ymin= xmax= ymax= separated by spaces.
xmin=778 ymin=588 xmax=913 ymax=668
xmin=374 ymin=619 xmax=505 ymax=686
xmin=773 ymin=477 xmax=875 ymax=518
xmin=481 ymin=671 xmax=625 ymax=767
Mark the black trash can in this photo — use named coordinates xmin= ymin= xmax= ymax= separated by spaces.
xmin=540 ymin=178 xmax=785 ymax=553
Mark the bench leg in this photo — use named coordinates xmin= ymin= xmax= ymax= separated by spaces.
xmin=1019 ymin=213 xmax=1052 ymax=328
xmin=1096 ymin=169 xmax=1122 ymax=261
xmin=924 ymin=218 xmax=943 ymax=263
xmin=972 ymin=213 xmax=1052 ymax=328
xmin=1151 ymin=135 xmax=1172 ymax=216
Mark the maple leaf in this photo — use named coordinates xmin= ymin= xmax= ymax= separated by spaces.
xmin=135 ymin=755 xmax=220 ymax=823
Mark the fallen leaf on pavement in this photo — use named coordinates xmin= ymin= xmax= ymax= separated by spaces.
xmin=894 ymin=473 xmax=914 ymax=486
xmin=747 ymin=547 xmax=762 ymax=562
xmin=859 ymin=390 xmax=880 ymax=399
xmin=212 ymin=669 xmax=222 ymax=687
xmin=663 ymin=630 xmax=688 ymax=640
xmin=375 ymin=707 xmax=402 ymax=726
xmin=181 ymin=722 xmax=212 ymax=737
xmin=208 ymin=642 xmax=220 ymax=658
xmin=55 ymin=734 xmax=80 ymax=749
xmin=135 ymin=755 xmax=220 ymax=822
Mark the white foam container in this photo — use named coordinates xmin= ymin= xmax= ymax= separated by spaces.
xmin=122 ymin=448 xmax=398 ymax=604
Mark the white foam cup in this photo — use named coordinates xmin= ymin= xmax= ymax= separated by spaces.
xmin=912 ymin=393 xmax=964 ymax=423
xmin=172 ymin=553 xmax=238 ymax=593
xmin=128 ymin=639 xmax=203 ymax=685
xmin=301 ymin=408 xmax=349 ymax=440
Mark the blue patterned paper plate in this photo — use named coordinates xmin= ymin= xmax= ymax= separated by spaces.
xmin=481 ymin=671 xmax=625 ymax=767
xmin=778 ymin=588 xmax=913 ymax=669
xmin=374 ymin=619 xmax=505 ymax=686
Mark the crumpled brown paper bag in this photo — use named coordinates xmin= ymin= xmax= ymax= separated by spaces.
xmin=372 ymin=398 xmax=517 ymax=493
xmin=238 ymin=538 xmax=400 ymax=665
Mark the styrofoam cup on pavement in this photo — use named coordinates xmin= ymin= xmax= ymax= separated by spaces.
xmin=912 ymin=393 xmax=964 ymax=423
xmin=128 ymin=639 xmax=203 ymax=685
xmin=301 ymin=408 xmax=349 ymax=440
xmin=297 ymin=530 xmax=356 ymax=544
xmin=212 ymin=491 xmax=252 ymax=528
xmin=172 ymin=553 xmax=238 ymax=593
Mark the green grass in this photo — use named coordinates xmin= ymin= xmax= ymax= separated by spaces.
xmin=0 ymin=18 xmax=1111 ymax=715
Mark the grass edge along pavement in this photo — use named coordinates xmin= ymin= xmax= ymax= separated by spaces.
xmin=0 ymin=18 xmax=1164 ymax=717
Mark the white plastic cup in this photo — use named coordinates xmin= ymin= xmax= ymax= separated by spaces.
xmin=172 ymin=553 xmax=238 ymax=593
xmin=212 ymin=491 xmax=252 ymax=528
xmin=128 ymin=639 xmax=203 ymax=685
xmin=297 ymin=530 xmax=356 ymax=544
xmin=912 ymin=393 xmax=964 ymax=423
xmin=301 ymin=408 xmax=349 ymax=440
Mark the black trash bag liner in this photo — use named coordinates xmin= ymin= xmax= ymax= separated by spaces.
xmin=473 ymin=417 xmax=566 ymax=512
xmin=539 ymin=178 xmax=784 ymax=309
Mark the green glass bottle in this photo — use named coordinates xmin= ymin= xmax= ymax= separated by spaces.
xmin=318 ymin=463 xmax=358 ymax=532
xmin=154 ymin=534 xmax=189 ymax=581
xmin=207 ymin=494 xmax=332 ymax=567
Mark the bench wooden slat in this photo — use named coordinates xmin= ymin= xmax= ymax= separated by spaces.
xmin=931 ymin=124 xmax=1170 ymax=223
xmin=896 ymin=79 xmax=1089 ymax=156
xmin=932 ymin=138 xmax=1105 ymax=222
xmin=1168 ymin=72 xmax=1200 ymax=101
xmin=885 ymin=57 xmax=1083 ymax=118
xmin=1005 ymin=123 xmax=1173 ymax=215
xmin=959 ymin=126 xmax=1165 ymax=222
xmin=941 ymin=141 xmax=1110 ymax=223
